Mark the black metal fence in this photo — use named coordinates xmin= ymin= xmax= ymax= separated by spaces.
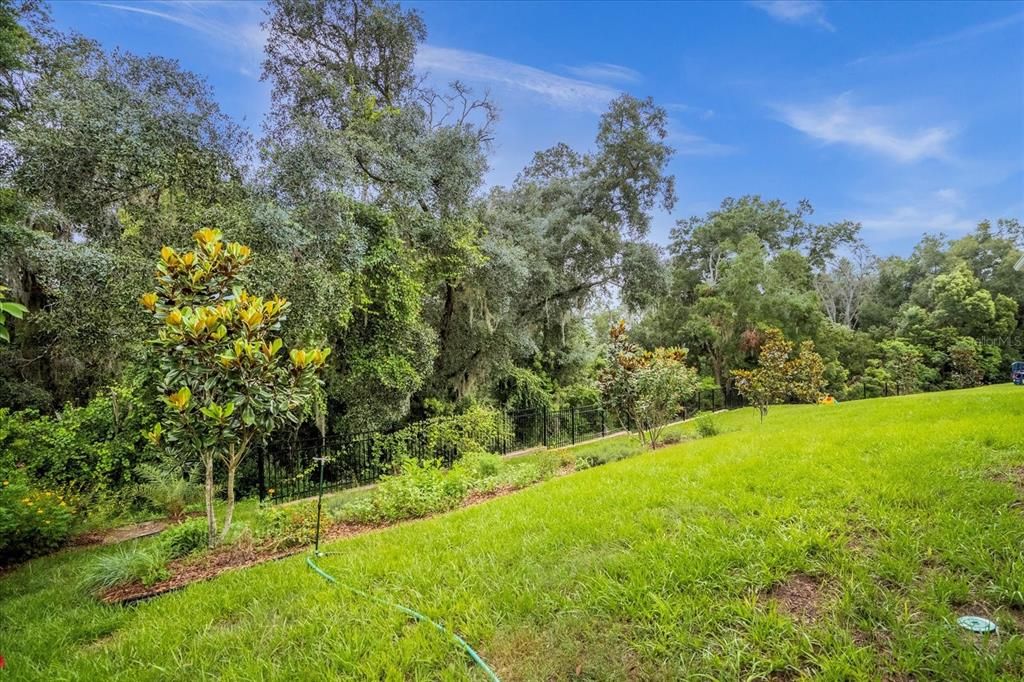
xmin=257 ymin=380 xmax=955 ymax=504
xmin=258 ymin=423 xmax=460 ymax=504
xmin=258 ymin=387 xmax=733 ymax=504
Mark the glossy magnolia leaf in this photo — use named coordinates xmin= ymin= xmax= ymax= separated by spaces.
xmin=0 ymin=302 xmax=28 ymax=318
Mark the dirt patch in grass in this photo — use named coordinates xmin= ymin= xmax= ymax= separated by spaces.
xmin=768 ymin=573 xmax=825 ymax=623
xmin=991 ymin=465 xmax=1024 ymax=511
xmin=990 ymin=465 xmax=1024 ymax=487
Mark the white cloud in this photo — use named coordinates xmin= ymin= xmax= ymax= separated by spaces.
xmin=90 ymin=1 xmax=265 ymax=70
xmin=775 ymin=93 xmax=954 ymax=163
xmin=852 ymin=10 xmax=1024 ymax=65
xmin=667 ymin=129 xmax=737 ymax=157
xmin=933 ymin=188 xmax=964 ymax=207
xmin=749 ymin=1 xmax=834 ymax=32
xmin=859 ymin=205 xmax=975 ymax=238
xmin=563 ymin=62 xmax=641 ymax=83
xmin=417 ymin=45 xmax=621 ymax=112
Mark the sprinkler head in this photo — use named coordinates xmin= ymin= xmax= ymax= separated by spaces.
xmin=957 ymin=615 xmax=997 ymax=633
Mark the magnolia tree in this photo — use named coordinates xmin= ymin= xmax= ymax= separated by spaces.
xmin=141 ymin=229 xmax=329 ymax=545
xmin=600 ymin=321 xmax=699 ymax=449
xmin=732 ymin=327 xmax=825 ymax=421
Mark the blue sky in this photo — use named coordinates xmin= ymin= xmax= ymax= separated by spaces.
xmin=50 ymin=0 xmax=1024 ymax=255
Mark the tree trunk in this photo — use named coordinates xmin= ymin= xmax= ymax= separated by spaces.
xmin=220 ymin=464 xmax=236 ymax=544
xmin=204 ymin=455 xmax=217 ymax=548
xmin=433 ymin=280 xmax=459 ymax=397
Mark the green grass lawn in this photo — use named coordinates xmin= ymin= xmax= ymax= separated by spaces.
xmin=2 ymin=385 xmax=1023 ymax=680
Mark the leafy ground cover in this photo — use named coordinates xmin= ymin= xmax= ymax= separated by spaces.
xmin=1 ymin=386 xmax=1022 ymax=679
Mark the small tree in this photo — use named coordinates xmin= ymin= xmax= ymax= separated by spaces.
xmin=598 ymin=320 xmax=644 ymax=434
xmin=633 ymin=347 xmax=699 ymax=448
xmin=732 ymin=328 xmax=791 ymax=422
xmin=599 ymin=321 xmax=699 ymax=448
xmin=948 ymin=336 xmax=984 ymax=388
xmin=788 ymin=340 xmax=826 ymax=402
xmin=879 ymin=339 xmax=923 ymax=395
xmin=732 ymin=328 xmax=825 ymax=421
xmin=142 ymin=229 xmax=329 ymax=546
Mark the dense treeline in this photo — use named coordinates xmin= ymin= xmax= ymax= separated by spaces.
xmin=1 ymin=0 xmax=1021 ymax=444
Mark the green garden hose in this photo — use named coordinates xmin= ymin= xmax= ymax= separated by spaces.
xmin=306 ymin=553 xmax=500 ymax=681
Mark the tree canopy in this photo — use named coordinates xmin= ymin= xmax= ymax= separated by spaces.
xmin=0 ymin=0 xmax=1020 ymax=437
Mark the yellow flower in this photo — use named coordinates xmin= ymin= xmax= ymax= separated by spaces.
xmin=139 ymin=292 xmax=158 ymax=311
xmin=2 ymin=480 xmax=8 ymax=486
xmin=166 ymin=309 xmax=183 ymax=326
xmin=37 ymin=508 xmax=43 ymax=514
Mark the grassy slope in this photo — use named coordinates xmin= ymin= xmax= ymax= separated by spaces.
xmin=2 ymin=385 xmax=1023 ymax=680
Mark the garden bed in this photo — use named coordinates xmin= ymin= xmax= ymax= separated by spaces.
xmin=97 ymin=477 xmax=558 ymax=604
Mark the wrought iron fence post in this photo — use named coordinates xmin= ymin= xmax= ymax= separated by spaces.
xmin=571 ymin=406 xmax=577 ymax=445
xmin=543 ymin=407 xmax=548 ymax=447
xmin=257 ymin=450 xmax=266 ymax=502
xmin=601 ymin=407 xmax=606 ymax=437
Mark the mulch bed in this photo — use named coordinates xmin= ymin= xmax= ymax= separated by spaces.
xmin=97 ymin=475 xmax=566 ymax=605
xmin=100 ymin=543 xmax=297 ymax=604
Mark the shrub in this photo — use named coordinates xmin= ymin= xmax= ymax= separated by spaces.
xmin=328 ymin=458 xmax=472 ymax=524
xmin=371 ymin=458 xmax=470 ymax=522
xmin=660 ymin=431 xmax=684 ymax=445
xmin=134 ymin=461 xmax=203 ymax=520
xmin=374 ymin=406 xmax=510 ymax=468
xmin=694 ymin=414 xmax=719 ymax=438
xmin=253 ymin=501 xmax=325 ymax=549
xmin=0 ymin=375 xmax=159 ymax=497
xmin=460 ymin=450 xmax=502 ymax=479
xmin=0 ymin=474 xmax=75 ymax=564
xmin=80 ymin=544 xmax=170 ymax=592
xmin=572 ymin=440 xmax=642 ymax=470
xmin=471 ymin=461 xmax=546 ymax=493
xmin=536 ymin=451 xmax=561 ymax=479
xmin=159 ymin=518 xmax=208 ymax=559
xmin=328 ymin=496 xmax=377 ymax=525
xmin=555 ymin=382 xmax=602 ymax=409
